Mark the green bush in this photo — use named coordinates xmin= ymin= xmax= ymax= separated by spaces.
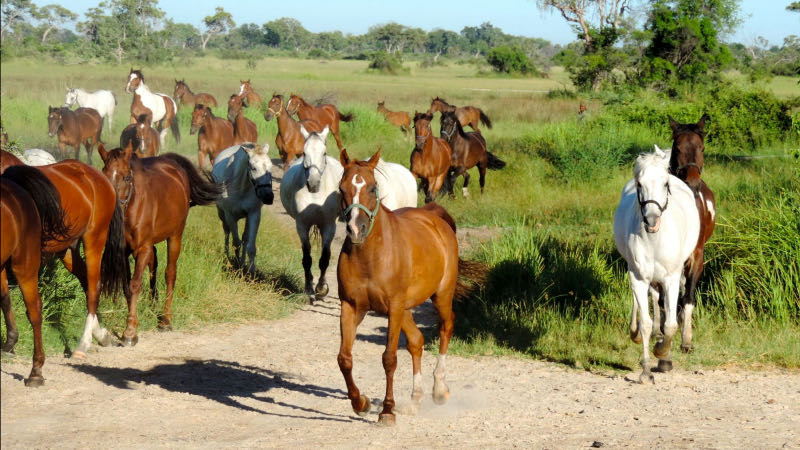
xmin=486 ymin=45 xmax=537 ymax=75
xmin=367 ymin=51 xmax=406 ymax=75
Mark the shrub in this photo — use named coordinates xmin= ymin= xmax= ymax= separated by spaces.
xmin=486 ymin=45 xmax=537 ymax=75
xmin=368 ymin=51 xmax=406 ymax=75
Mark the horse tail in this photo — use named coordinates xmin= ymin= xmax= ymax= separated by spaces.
xmin=100 ymin=202 xmax=127 ymax=298
xmin=161 ymin=153 xmax=222 ymax=206
xmin=455 ymin=258 xmax=488 ymax=301
xmin=170 ymin=113 xmax=181 ymax=144
xmin=2 ymin=165 xmax=70 ymax=244
xmin=479 ymin=109 xmax=492 ymax=129
xmin=486 ymin=152 xmax=506 ymax=170
xmin=338 ymin=109 xmax=355 ymax=122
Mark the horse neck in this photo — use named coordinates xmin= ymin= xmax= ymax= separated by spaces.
xmin=75 ymin=89 xmax=88 ymax=103
xmin=378 ymin=105 xmax=388 ymax=115
xmin=276 ymin=107 xmax=296 ymax=134
xmin=135 ymin=81 xmax=152 ymax=97
xmin=353 ymin=204 xmax=392 ymax=255
xmin=436 ymin=101 xmax=454 ymax=112
xmin=229 ymin=155 xmax=252 ymax=193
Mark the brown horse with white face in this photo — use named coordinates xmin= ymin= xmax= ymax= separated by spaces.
xmin=120 ymin=113 xmax=160 ymax=158
xmin=286 ymin=93 xmax=353 ymax=151
xmin=173 ymin=79 xmax=217 ymax=109
xmin=47 ymin=106 xmax=103 ymax=163
xmin=411 ymin=112 xmax=452 ymax=203
xmin=191 ymin=104 xmax=235 ymax=169
xmin=667 ymin=114 xmax=717 ymax=353
xmin=428 ymin=97 xmax=492 ymax=133
xmin=439 ymin=110 xmax=505 ymax=198
xmin=238 ymin=79 xmax=262 ymax=107
xmin=227 ymin=94 xmax=258 ymax=145
xmin=336 ymin=147 xmax=463 ymax=426
xmin=377 ymin=101 xmax=411 ymax=135
xmin=98 ymin=144 xmax=221 ymax=345
xmin=263 ymin=93 xmax=323 ymax=170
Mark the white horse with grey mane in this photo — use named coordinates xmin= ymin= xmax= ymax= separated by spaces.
xmin=64 ymin=88 xmax=117 ymax=135
xmin=613 ymin=145 xmax=700 ymax=383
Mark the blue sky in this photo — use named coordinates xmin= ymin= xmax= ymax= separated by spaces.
xmin=59 ymin=0 xmax=798 ymax=46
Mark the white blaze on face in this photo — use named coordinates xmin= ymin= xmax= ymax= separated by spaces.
xmin=127 ymin=73 xmax=138 ymax=92
xmin=238 ymin=84 xmax=245 ymax=96
xmin=348 ymin=174 xmax=366 ymax=237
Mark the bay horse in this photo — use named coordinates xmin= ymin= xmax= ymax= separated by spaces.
xmin=668 ymin=114 xmax=717 ymax=352
xmin=286 ymin=93 xmax=354 ymax=151
xmin=64 ymin=88 xmax=117 ymax=135
xmin=120 ymin=113 xmax=160 ymax=157
xmin=2 ymin=165 xmax=70 ymax=386
xmin=412 ymin=112 xmax=452 ymax=203
xmin=337 ymin=147 xmax=469 ymax=425
xmin=173 ymin=79 xmax=217 ymax=109
xmin=211 ymin=143 xmax=274 ymax=275
xmin=439 ymin=110 xmax=505 ymax=198
xmin=238 ymin=80 xmax=263 ymax=107
xmin=227 ymin=94 xmax=258 ymax=145
xmin=98 ymin=144 xmax=222 ymax=345
xmin=191 ymin=104 xmax=235 ymax=169
xmin=47 ymin=106 xmax=103 ymax=163
xmin=125 ymin=68 xmax=180 ymax=146
xmin=264 ymin=93 xmax=323 ymax=170
xmin=1 ymin=150 xmax=128 ymax=359
xmin=428 ymin=97 xmax=492 ymax=133
xmin=377 ymin=101 xmax=411 ymax=135
xmin=613 ymin=146 xmax=700 ymax=383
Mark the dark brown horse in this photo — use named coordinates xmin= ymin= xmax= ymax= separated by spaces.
xmin=439 ymin=110 xmax=505 ymax=198
xmin=337 ymin=148 xmax=466 ymax=426
xmin=1 ymin=165 xmax=70 ymax=386
xmin=227 ymin=94 xmax=258 ymax=145
xmin=173 ymin=79 xmax=217 ymax=109
xmin=191 ymin=104 xmax=235 ymax=169
xmin=238 ymin=80 xmax=262 ymax=107
xmin=668 ymin=114 xmax=717 ymax=352
xmin=47 ymin=106 xmax=103 ymax=163
xmin=286 ymin=93 xmax=353 ymax=151
xmin=428 ymin=97 xmax=492 ymax=133
xmin=411 ymin=112 xmax=452 ymax=203
xmin=120 ymin=113 xmax=160 ymax=158
xmin=1 ymin=150 xmax=128 ymax=359
xmin=263 ymin=93 xmax=323 ymax=169
xmin=377 ymin=101 xmax=411 ymax=135
xmin=98 ymin=144 xmax=221 ymax=345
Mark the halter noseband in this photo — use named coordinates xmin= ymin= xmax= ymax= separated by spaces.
xmin=415 ymin=125 xmax=430 ymax=146
xmin=267 ymin=101 xmax=282 ymax=117
xmin=637 ymin=182 xmax=670 ymax=216
xmin=342 ymin=185 xmax=381 ymax=240
xmin=676 ymin=161 xmax=702 ymax=174
xmin=441 ymin=121 xmax=457 ymax=141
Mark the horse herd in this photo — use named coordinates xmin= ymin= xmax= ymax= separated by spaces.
xmin=0 ymin=67 xmax=714 ymax=425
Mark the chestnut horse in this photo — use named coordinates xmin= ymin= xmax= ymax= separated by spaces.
xmin=120 ymin=113 xmax=160 ymax=157
xmin=439 ymin=110 xmax=505 ymax=198
xmin=238 ymin=80 xmax=263 ymax=107
xmin=98 ymin=144 xmax=222 ymax=345
xmin=47 ymin=106 xmax=103 ymax=163
xmin=173 ymin=79 xmax=217 ymax=109
xmin=411 ymin=112 xmax=452 ymax=203
xmin=337 ymin=148 xmax=472 ymax=426
xmin=227 ymin=94 xmax=258 ymax=145
xmin=191 ymin=104 xmax=235 ymax=169
xmin=126 ymin=68 xmax=180 ymax=146
xmin=377 ymin=101 xmax=411 ymax=135
xmin=1 ymin=150 xmax=128 ymax=358
xmin=2 ymin=165 xmax=70 ymax=386
xmin=667 ymin=114 xmax=716 ymax=352
xmin=286 ymin=93 xmax=354 ymax=151
xmin=264 ymin=93 xmax=323 ymax=169
xmin=428 ymin=97 xmax=492 ymax=133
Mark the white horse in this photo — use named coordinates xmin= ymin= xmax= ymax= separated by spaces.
xmin=366 ymin=153 xmax=418 ymax=209
xmin=125 ymin=69 xmax=180 ymax=146
xmin=21 ymin=149 xmax=57 ymax=166
xmin=614 ymin=145 xmax=700 ymax=383
xmin=64 ymin=88 xmax=117 ymax=135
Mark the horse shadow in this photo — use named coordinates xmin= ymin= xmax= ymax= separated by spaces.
xmin=221 ymin=262 xmax=303 ymax=297
xmin=69 ymin=359 xmax=366 ymax=422
xmin=355 ymin=302 xmax=440 ymax=348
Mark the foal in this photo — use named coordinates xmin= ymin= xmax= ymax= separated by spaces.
xmin=227 ymin=94 xmax=258 ymax=145
xmin=411 ymin=112 xmax=451 ymax=202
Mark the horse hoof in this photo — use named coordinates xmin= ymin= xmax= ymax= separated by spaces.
xmin=639 ymin=372 xmax=655 ymax=384
xmin=411 ymin=390 xmax=424 ymax=402
xmin=97 ymin=333 xmax=114 ymax=347
xmin=71 ymin=350 xmax=87 ymax=360
xmin=629 ymin=330 xmax=642 ymax=344
xmin=653 ymin=340 xmax=670 ymax=359
xmin=315 ymin=283 xmax=329 ymax=299
xmin=157 ymin=322 xmax=172 ymax=332
xmin=432 ymin=389 xmax=450 ymax=405
xmin=377 ymin=413 xmax=396 ymax=427
xmin=120 ymin=335 xmax=139 ymax=347
xmin=681 ymin=344 xmax=694 ymax=353
xmin=24 ymin=376 xmax=45 ymax=387
xmin=657 ymin=359 xmax=673 ymax=372
xmin=355 ymin=395 xmax=371 ymax=417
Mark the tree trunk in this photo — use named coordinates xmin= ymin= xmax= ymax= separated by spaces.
xmin=41 ymin=26 xmax=56 ymax=44
xmin=201 ymin=33 xmax=212 ymax=51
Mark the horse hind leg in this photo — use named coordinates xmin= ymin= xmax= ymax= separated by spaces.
xmin=478 ymin=164 xmax=487 ymax=194
xmin=401 ymin=310 xmax=424 ymax=406
xmin=1 ymin=271 xmax=19 ymax=353
xmin=654 ymin=275 xmax=681 ymax=373
xmin=431 ymin=288 xmax=456 ymax=404
xmin=297 ymin=223 xmax=315 ymax=303
xmin=314 ymin=224 xmax=335 ymax=300
xmin=680 ymin=248 xmax=704 ymax=353
xmin=158 ymin=233 xmax=183 ymax=331
xmin=148 ymin=246 xmax=158 ymax=300
xmin=15 ymin=264 xmax=46 ymax=387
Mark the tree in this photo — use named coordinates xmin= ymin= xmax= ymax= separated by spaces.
xmin=486 ymin=45 xmax=537 ymax=74
xmin=536 ymin=0 xmax=632 ymax=52
xmin=461 ymin=22 xmax=506 ymax=56
xmin=263 ymin=17 xmax=311 ymax=51
xmin=1 ymin=0 xmax=38 ymax=43
xmin=37 ymin=4 xmax=77 ymax=44
xmin=426 ymin=29 xmax=461 ymax=60
xmin=77 ymin=0 xmax=167 ymax=63
xmin=788 ymin=2 xmax=800 ymax=12
xmin=368 ymin=23 xmax=409 ymax=54
xmin=161 ymin=19 xmax=198 ymax=49
xmin=200 ymin=6 xmax=234 ymax=51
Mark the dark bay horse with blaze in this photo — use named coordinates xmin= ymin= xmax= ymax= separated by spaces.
xmin=412 ymin=112 xmax=452 ymax=202
xmin=2 ymin=165 xmax=70 ymax=386
xmin=337 ymin=148 xmax=476 ymax=426
xmin=98 ymin=144 xmax=222 ymax=345
xmin=286 ymin=93 xmax=353 ymax=151
xmin=120 ymin=113 xmax=160 ymax=157
xmin=668 ymin=114 xmax=717 ymax=352
xmin=173 ymin=79 xmax=217 ymax=109
xmin=227 ymin=94 xmax=258 ymax=145
xmin=264 ymin=93 xmax=323 ymax=169
xmin=440 ymin=110 xmax=505 ymax=198
xmin=1 ymin=150 xmax=128 ymax=359
xmin=428 ymin=97 xmax=492 ymax=133
xmin=47 ymin=106 xmax=103 ymax=163
xmin=377 ymin=101 xmax=411 ymax=135
xmin=191 ymin=104 xmax=235 ymax=169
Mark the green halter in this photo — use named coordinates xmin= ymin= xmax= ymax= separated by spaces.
xmin=342 ymin=185 xmax=381 ymax=239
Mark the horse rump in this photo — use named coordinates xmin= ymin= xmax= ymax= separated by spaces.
xmin=487 ymin=152 xmax=506 ymax=170
xmin=160 ymin=153 xmax=222 ymax=206
xmin=420 ymin=202 xmax=456 ymax=232
xmin=2 ymin=165 xmax=70 ymax=243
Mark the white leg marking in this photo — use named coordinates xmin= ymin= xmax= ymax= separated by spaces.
xmin=75 ymin=313 xmax=96 ymax=354
xmin=462 ymin=186 xmax=469 ymax=197
xmin=682 ymin=303 xmax=695 ymax=347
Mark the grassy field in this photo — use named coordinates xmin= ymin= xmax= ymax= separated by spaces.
xmin=1 ymin=56 xmax=798 ymax=371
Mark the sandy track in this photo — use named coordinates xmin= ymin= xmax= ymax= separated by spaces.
xmin=2 ymin=162 xmax=799 ymax=448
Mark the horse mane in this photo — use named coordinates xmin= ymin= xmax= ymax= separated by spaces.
xmin=413 ymin=111 xmax=433 ymax=122
xmin=673 ymin=122 xmax=706 ymax=139
xmin=432 ymin=96 xmax=450 ymax=106
xmin=131 ymin=69 xmax=144 ymax=83
xmin=634 ymin=151 xmax=669 ymax=179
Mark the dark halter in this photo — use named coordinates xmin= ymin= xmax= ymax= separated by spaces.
xmin=119 ymin=173 xmax=134 ymax=210
xmin=638 ymin=182 xmax=670 ymax=215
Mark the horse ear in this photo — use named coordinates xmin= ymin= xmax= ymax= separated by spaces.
xmin=668 ymin=116 xmax=679 ymax=134
xmin=98 ymin=142 xmax=109 ymax=163
xmin=319 ymin=125 xmax=330 ymax=142
xmin=340 ymin=148 xmax=351 ymax=167
xmin=697 ymin=113 xmax=708 ymax=131
xmin=299 ymin=124 xmax=310 ymax=140
xmin=368 ymin=147 xmax=382 ymax=169
xmin=654 ymin=144 xmax=665 ymax=158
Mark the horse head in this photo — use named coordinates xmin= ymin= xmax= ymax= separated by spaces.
xmin=126 ymin=68 xmax=144 ymax=93
xmin=98 ymin=142 xmax=135 ymax=206
xmin=339 ymin=147 xmax=382 ymax=244
xmin=286 ymin=93 xmax=301 ymax=115
xmin=190 ymin=104 xmax=209 ymax=135
xmin=263 ymin=94 xmax=283 ymax=121
xmin=299 ymin=124 xmax=330 ymax=193
xmin=242 ymin=142 xmax=274 ymax=205
xmin=669 ymin=114 xmax=707 ymax=190
xmin=439 ymin=110 xmax=459 ymax=142
xmin=47 ymin=106 xmax=62 ymax=137
xmin=634 ymin=146 xmax=672 ymax=233
xmin=413 ymin=111 xmax=434 ymax=149
xmin=64 ymin=88 xmax=78 ymax=107
xmin=227 ymin=94 xmax=243 ymax=122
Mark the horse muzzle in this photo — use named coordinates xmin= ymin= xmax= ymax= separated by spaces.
xmin=253 ymin=173 xmax=274 ymax=205
xmin=644 ymin=216 xmax=661 ymax=233
xmin=190 ymin=124 xmax=199 ymax=135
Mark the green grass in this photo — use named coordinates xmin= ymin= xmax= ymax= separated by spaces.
xmin=1 ymin=56 xmax=798 ymax=371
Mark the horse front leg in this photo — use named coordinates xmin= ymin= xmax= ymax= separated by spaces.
xmin=314 ymin=224 xmax=335 ymax=300
xmin=654 ymin=274 xmax=681 ymax=372
xmin=378 ymin=306 xmax=403 ymax=426
xmin=461 ymin=170 xmax=471 ymax=198
xmin=296 ymin=222 xmax=314 ymax=303
xmin=1 ymin=270 xmax=18 ymax=353
xmin=337 ymin=300 xmax=370 ymax=417
xmin=159 ymin=233 xmax=183 ymax=331
xmin=630 ymin=275 xmax=654 ymax=383
xmin=73 ymin=234 xmax=115 ymax=358
xmin=680 ymin=248 xmax=704 ymax=353
xmin=243 ymin=209 xmax=261 ymax=276
xmin=122 ymin=245 xmax=153 ymax=346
